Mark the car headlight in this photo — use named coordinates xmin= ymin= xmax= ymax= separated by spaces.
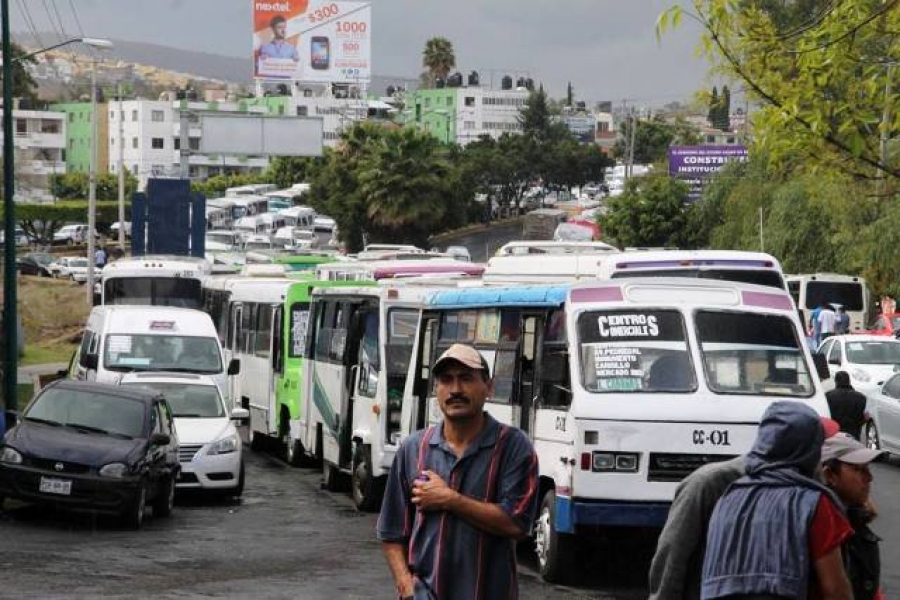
xmin=208 ymin=433 xmax=239 ymax=455
xmin=99 ymin=462 xmax=129 ymax=478
xmin=851 ymin=369 xmax=871 ymax=383
xmin=0 ymin=447 xmax=23 ymax=464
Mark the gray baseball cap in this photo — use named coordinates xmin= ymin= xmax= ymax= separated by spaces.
xmin=821 ymin=432 xmax=885 ymax=464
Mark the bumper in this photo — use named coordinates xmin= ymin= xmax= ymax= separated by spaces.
xmin=0 ymin=463 xmax=140 ymax=515
xmin=555 ymin=495 xmax=671 ymax=533
xmin=177 ymin=451 xmax=241 ymax=490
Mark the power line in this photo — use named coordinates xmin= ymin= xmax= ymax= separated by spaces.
xmin=14 ymin=0 xmax=46 ymax=49
xmin=67 ymin=0 xmax=85 ymax=37
xmin=50 ymin=0 xmax=71 ymax=41
xmin=42 ymin=0 xmax=67 ymax=45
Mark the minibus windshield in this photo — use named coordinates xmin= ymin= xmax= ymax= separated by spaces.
xmin=104 ymin=334 xmax=222 ymax=374
xmin=578 ymin=309 xmax=697 ymax=393
xmin=696 ymin=311 xmax=814 ymax=397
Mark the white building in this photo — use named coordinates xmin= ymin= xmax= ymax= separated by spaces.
xmin=405 ymin=87 xmax=529 ymax=146
xmin=108 ymin=99 xmax=271 ymax=188
xmin=0 ymin=108 xmax=66 ymax=202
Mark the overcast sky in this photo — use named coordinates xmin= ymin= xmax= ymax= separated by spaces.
xmin=12 ymin=0 xmax=711 ymax=106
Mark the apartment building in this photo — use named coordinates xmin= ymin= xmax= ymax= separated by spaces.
xmin=0 ymin=107 xmax=67 ymax=202
xmin=403 ymin=87 xmax=529 ymax=145
xmin=50 ymin=101 xmax=110 ymax=174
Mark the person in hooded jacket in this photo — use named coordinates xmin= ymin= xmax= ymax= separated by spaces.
xmin=701 ymin=401 xmax=853 ymax=600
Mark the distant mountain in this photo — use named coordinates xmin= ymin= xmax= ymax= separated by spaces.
xmin=15 ymin=32 xmax=417 ymax=94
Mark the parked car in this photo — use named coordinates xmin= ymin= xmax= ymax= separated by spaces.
xmin=108 ymin=221 xmax=132 ymax=239
xmin=48 ymin=256 xmax=83 ymax=279
xmin=863 ymin=312 xmax=900 ymax=337
xmin=0 ymin=227 xmax=29 ymax=246
xmin=0 ymin=380 xmax=180 ymax=528
xmin=15 ymin=252 xmax=55 ymax=277
xmin=119 ymin=373 xmax=247 ymax=497
xmin=816 ymin=334 xmax=900 ymax=395
xmin=444 ymin=245 xmax=471 ymax=262
xmin=862 ymin=372 xmax=900 ymax=453
xmin=57 ymin=257 xmax=92 ymax=283
xmin=53 ymin=224 xmax=96 ymax=246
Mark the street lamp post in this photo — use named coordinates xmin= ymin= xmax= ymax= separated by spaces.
xmin=86 ymin=58 xmax=98 ymax=303
xmin=2 ymin=34 xmax=112 ymax=422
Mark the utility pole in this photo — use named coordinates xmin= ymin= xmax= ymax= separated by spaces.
xmin=626 ymin=108 xmax=637 ymax=180
xmin=2 ymin=0 xmax=19 ymax=420
xmin=117 ymin=83 xmax=125 ymax=251
xmin=179 ymin=102 xmax=190 ymax=179
xmin=86 ymin=58 xmax=98 ymax=304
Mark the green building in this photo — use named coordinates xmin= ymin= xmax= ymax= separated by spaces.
xmin=49 ymin=101 xmax=109 ymax=174
xmin=401 ymin=89 xmax=458 ymax=144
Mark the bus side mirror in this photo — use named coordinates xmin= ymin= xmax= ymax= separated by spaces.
xmin=812 ymin=354 xmax=830 ymax=381
xmin=228 ymin=359 xmax=241 ymax=375
xmin=82 ymin=354 xmax=98 ymax=370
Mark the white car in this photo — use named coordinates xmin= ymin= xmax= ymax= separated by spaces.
xmin=445 ymin=245 xmax=471 ymax=262
xmin=109 ymin=221 xmax=132 ymax=238
xmin=53 ymin=256 xmax=93 ymax=283
xmin=816 ymin=334 xmax=900 ymax=395
xmin=862 ymin=372 xmax=900 ymax=453
xmin=119 ymin=373 xmax=248 ymax=497
xmin=53 ymin=224 xmax=96 ymax=246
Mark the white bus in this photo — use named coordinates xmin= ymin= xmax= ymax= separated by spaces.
xmin=278 ymin=206 xmax=317 ymax=230
xmin=226 ymin=184 xmax=278 ymax=198
xmin=599 ymin=250 xmax=787 ymax=290
xmin=315 ymin=259 xmax=484 ymax=282
xmin=399 ymin=278 xmax=829 ymax=583
xmin=301 ymin=285 xmax=427 ymax=511
xmin=785 ymin=273 xmax=869 ymax=332
xmin=101 ymin=255 xmax=211 ymax=309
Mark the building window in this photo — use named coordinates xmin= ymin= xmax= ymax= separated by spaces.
xmin=727 ymin=137 xmax=736 ymax=144
xmin=131 ymin=164 xmax=138 ymax=174
xmin=151 ymin=110 xmax=165 ymax=122
xmin=189 ymin=138 xmax=200 ymax=151
xmin=132 ymin=137 xmax=138 ymax=149
xmin=68 ymin=113 xmax=74 ymax=123
xmin=41 ymin=120 xmax=60 ymax=134
xmin=446 ymin=97 xmax=452 ymax=106
xmin=109 ymin=110 xmax=115 ymax=120
xmin=173 ymin=138 xmax=181 ymax=150
xmin=296 ymin=106 xmax=308 ymax=116
xmin=464 ymin=121 xmax=475 ymax=129
xmin=15 ymin=119 xmax=26 ymax=135
xmin=424 ymin=98 xmax=431 ymax=108
xmin=151 ymin=137 xmax=165 ymax=149
xmin=111 ymin=137 xmax=115 ymax=146
xmin=464 ymin=97 xmax=475 ymax=107
xmin=706 ymin=135 xmax=715 ymax=143
xmin=131 ymin=110 xmax=138 ymax=121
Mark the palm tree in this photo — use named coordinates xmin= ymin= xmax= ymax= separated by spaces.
xmin=422 ymin=37 xmax=456 ymax=88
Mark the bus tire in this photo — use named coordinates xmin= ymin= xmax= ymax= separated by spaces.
xmin=323 ymin=462 xmax=347 ymax=492
xmin=351 ymin=445 xmax=384 ymax=512
xmin=249 ymin=428 xmax=265 ymax=452
xmin=534 ymin=489 xmax=577 ymax=584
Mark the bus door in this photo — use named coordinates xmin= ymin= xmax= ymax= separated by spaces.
xmin=270 ymin=305 xmax=284 ymax=433
xmin=348 ymin=307 xmax=380 ymax=463
xmin=340 ymin=301 xmax=377 ymax=469
xmin=403 ymin=313 xmax=439 ymax=435
xmin=515 ymin=313 xmax=542 ymax=435
xmin=228 ymin=302 xmax=243 ymax=408
xmin=533 ymin=308 xmax=572 ymax=443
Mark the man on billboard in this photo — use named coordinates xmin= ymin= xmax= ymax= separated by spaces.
xmin=259 ymin=15 xmax=299 ymax=62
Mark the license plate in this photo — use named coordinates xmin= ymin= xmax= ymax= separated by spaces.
xmin=39 ymin=476 xmax=72 ymax=496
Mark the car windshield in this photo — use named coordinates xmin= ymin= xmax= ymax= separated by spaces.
xmin=610 ymin=268 xmax=786 ymax=290
xmin=32 ymin=254 xmax=53 ymax=265
xmin=103 ymin=277 xmax=203 ymax=309
xmin=26 ymin=387 xmax=146 ymax=438
xmin=578 ymin=309 xmax=697 ymax=393
xmin=696 ymin=310 xmax=814 ymax=397
xmin=70 ymin=259 xmax=88 ymax=267
xmin=104 ymin=334 xmax=222 ymax=373
xmin=846 ymin=340 xmax=900 ymax=365
xmin=123 ymin=382 xmax=224 ymax=418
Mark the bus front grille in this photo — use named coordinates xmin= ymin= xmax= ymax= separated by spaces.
xmin=647 ymin=453 xmax=738 ymax=482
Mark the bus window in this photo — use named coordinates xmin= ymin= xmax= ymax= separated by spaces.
xmin=577 ymin=310 xmax=695 ymax=393
xmin=540 ymin=346 xmax=571 ymax=408
xmin=357 ymin=311 xmax=380 ymax=398
xmin=386 ymin=309 xmax=418 ymax=438
xmin=314 ymin=302 xmax=336 ymax=361
xmin=255 ymin=304 xmax=273 ymax=358
xmin=695 ymin=311 xmax=814 ymax=397
xmin=806 ymin=281 xmax=864 ymax=311
xmin=492 ymin=348 xmax=517 ymax=403
xmin=329 ymin=304 xmax=348 ymax=362
xmin=240 ymin=304 xmax=254 ymax=354
xmin=272 ymin=306 xmax=284 ymax=374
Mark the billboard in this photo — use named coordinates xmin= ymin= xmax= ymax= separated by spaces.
xmin=668 ymin=145 xmax=748 ymax=202
xmin=252 ymin=0 xmax=371 ymax=83
xmin=561 ymin=115 xmax=596 ymax=144
xmin=199 ymin=114 xmax=324 ymax=156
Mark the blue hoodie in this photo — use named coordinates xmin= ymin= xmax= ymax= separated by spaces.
xmin=701 ymin=401 xmax=842 ymax=600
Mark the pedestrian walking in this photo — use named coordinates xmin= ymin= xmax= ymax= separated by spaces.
xmin=826 ymin=371 xmax=868 ymax=440
xmin=836 ymin=306 xmax=850 ymax=334
xmin=94 ymin=246 xmax=107 ymax=269
xmin=649 ymin=417 xmax=840 ymax=600
xmin=821 ymin=433 xmax=886 ymax=600
xmin=377 ymin=343 xmax=539 ymax=600
xmin=810 ymin=303 xmax=824 ymax=348
xmin=818 ymin=303 xmax=838 ymax=341
xmin=701 ymin=401 xmax=853 ymax=600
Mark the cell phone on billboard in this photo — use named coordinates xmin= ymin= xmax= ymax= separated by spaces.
xmin=311 ymin=36 xmax=330 ymax=70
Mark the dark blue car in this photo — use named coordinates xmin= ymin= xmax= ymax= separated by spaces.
xmin=0 ymin=380 xmax=180 ymax=528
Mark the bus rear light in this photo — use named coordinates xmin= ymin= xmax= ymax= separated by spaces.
xmin=589 ymin=451 xmax=639 ymax=473
xmin=615 ymin=453 xmax=639 ymax=472
xmin=584 ymin=431 xmax=598 ymax=445
xmin=580 ymin=453 xmax=591 ymax=471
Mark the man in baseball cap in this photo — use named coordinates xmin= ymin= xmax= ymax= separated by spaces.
xmin=821 ymin=432 xmax=886 ymax=600
xmin=432 ymin=343 xmax=491 ymax=377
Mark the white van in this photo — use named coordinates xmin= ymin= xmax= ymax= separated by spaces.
xmin=72 ymin=306 xmax=237 ymax=400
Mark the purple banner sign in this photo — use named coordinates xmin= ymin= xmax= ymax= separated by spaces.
xmin=668 ymin=145 xmax=748 ymax=202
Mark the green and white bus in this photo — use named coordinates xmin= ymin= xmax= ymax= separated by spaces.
xmin=225 ymin=277 xmax=375 ymax=465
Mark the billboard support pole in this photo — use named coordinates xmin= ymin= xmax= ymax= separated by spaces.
xmin=179 ymin=103 xmax=190 ymax=179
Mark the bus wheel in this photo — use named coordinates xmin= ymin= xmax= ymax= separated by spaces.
xmin=351 ymin=446 xmax=384 ymax=512
xmin=323 ymin=462 xmax=347 ymax=492
xmin=284 ymin=434 xmax=305 ymax=467
xmin=534 ymin=489 xmax=577 ymax=584
xmin=248 ymin=428 xmax=265 ymax=452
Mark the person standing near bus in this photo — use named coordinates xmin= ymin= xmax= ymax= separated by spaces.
xmin=836 ymin=306 xmax=850 ymax=334
xmin=810 ymin=303 xmax=824 ymax=347
xmin=819 ymin=303 xmax=838 ymax=341
xmin=377 ymin=343 xmax=539 ymax=600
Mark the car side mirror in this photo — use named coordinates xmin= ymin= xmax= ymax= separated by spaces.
xmin=828 ymin=356 xmax=841 ymax=366
xmin=150 ymin=433 xmax=170 ymax=446
xmin=230 ymin=407 xmax=250 ymax=422
xmin=812 ymin=354 xmax=831 ymax=381
xmin=227 ymin=358 xmax=240 ymax=375
xmin=82 ymin=354 xmax=98 ymax=370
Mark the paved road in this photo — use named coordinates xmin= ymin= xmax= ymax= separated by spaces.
xmin=0 ymin=439 xmax=645 ymax=599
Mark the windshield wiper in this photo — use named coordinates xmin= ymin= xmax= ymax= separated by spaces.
xmin=174 ymin=413 xmax=206 ymax=418
xmin=162 ymin=366 xmax=219 ymax=374
xmin=65 ymin=422 xmax=110 ymax=435
xmin=25 ymin=416 xmax=62 ymax=427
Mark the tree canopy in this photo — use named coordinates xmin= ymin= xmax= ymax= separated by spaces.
xmin=422 ymin=37 xmax=456 ymax=88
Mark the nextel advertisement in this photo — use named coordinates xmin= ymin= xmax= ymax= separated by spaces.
xmin=668 ymin=145 xmax=748 ymax=202
xmin=252 ymin=1 xmax=371 ymax=83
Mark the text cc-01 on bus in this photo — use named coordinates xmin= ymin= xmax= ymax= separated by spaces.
xmin=399 ymin=278 xmax=830 ymax=583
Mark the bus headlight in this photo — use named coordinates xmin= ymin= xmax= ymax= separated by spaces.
xmin=591 ymin=451 xmax=640 ymax=473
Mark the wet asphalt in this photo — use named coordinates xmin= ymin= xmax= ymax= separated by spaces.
xmin=0 ymin=432 xmax=649 ymax=600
